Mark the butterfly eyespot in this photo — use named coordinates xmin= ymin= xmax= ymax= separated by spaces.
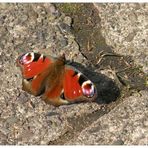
xmin=18 ymin=52 xmax=35 ymax=65
xmin=23 ymin=53 xmax=34 ymax=64
xmin=82 ymin=81 xmax=95 ymax=98
xmin=25 ymin=54 xmax=32 ymax=61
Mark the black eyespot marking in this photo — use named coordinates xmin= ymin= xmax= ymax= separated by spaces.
xmin=60 ymin=92 xmax=66 ymax=100
xmin=26 ymin=77 xmax=33 ymax=81
xmin=33 ymin=53 xmax=41 ymax=62
xmin=78 ymin=75 xmax=88 ymax=86
xmin=72 ymin=71 xmax=78 ymax=77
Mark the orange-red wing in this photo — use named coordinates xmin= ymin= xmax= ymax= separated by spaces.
xmin=63 ymin=67 xmax=83 ymax=101
xmin=22 ymin=57 xmax=52 ymax=79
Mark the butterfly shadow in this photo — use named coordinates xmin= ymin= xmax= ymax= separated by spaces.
xmin=69 ymin=61 xmax=121 ymax=104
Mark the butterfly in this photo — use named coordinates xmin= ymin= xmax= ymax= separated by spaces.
xmin=16 ymin=52 xmax=97 ymax=106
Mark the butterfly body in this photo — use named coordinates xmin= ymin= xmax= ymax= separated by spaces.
xmin=17 ymin=52 xmax=97 ymax=106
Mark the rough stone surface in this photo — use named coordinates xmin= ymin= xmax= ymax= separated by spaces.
xmin=67 ymin=90 xmax=148 ymax=145
xmin=0 ymin=3 xmax=91 ymax=145
xmin=94 ymin=3 xmax=148 ymax=73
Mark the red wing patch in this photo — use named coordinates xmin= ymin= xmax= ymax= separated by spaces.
xmin=63 ymin=67 xmax=83 ymax=101
xmin=22 ymin=57 xmax=52 ymax=79
xmin=17 ymin=52 xmax=53 ymax=79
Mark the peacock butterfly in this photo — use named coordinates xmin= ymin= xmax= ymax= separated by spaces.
xmin=16 ymin=52 xmax=97 ymax=106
